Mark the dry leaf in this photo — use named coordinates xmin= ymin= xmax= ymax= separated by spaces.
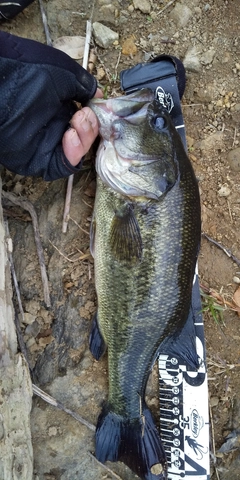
xmin=233 ymin=286 xmax=240 ymax=316
xmin=53 ymin=36 xmax=85 ymax=59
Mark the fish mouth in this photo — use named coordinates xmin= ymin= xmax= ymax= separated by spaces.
xmin=88 ymin=88 xmax=155 ymax=137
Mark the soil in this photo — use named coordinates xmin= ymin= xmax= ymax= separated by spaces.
xmin=1 ymin=1 xmax=240 ymax=479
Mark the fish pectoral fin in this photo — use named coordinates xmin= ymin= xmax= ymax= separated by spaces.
xmin=89 ymin=312 xmax=106 ymax=360
xmin=110 ymin=204 xmax=142 ymax=263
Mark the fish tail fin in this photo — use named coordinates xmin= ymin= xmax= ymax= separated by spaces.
xmin=95 ymin=403 xmax=167 ymax=480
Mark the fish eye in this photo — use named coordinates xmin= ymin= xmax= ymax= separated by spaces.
xmin=153 ymin=116 xmax=165 ymax=130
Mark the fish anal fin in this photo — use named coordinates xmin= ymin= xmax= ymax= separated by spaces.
xmin=110 ymin=203 xmax=142 ymax=263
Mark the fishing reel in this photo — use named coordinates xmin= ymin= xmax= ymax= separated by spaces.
xmin=120 ymin=54 xmax=187 ymax=147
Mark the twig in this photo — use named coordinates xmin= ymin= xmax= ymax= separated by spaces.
xmin=202 ymin=232 xmax=240 ymax=267
xmin=88 ymin=452 xmax=124 ymax=480
xmin=4 ymin=220 xmax=36 ymax=378
xmin=157 ymin=0 xmax=177 ymax=15
xmin=69 ymin=216 xmax=90 ymax=236
xmin=115 ymin=49 xmax=121 ymax=78
xmin=209 ymin=405 xmax=221 ymax=480
xmin=32 ymin=384 xmax=95 ymax=432
xmin=49 ymin=239 xmax=91 ymax=262
xmin=4 ymin=220 xmax=25 ymax=325
xmin=38 ymin=0 xmax=52 ymax=46
xmin=208 ymin=358 xmax=240 ymax=371
xmin=232 ymin=127 xmax=237 ymax=147
xmin=62 ymin=20 xmax=92 ymax=233
xmin=82 ymin=20 xmax=92 ymax=71
xmin=182 ymin=103 xmax=202 ymax=107
xmin=2 ymin=191 xmax=51 ymax=307
xmin=62 ymin=175 xmax=74 ymax=233
xmin=48 ymin=239 xmax=75 ymax=262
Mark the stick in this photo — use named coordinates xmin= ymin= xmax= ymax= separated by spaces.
xmin=209 ymin=405 xmax=221 ymax=480
xmin=157 ymin=0 xmax=177 ymax=15
xmin=32 ymin=384 xmax=96 ymax=432
xmin=4 ymin=219 xmax=36 ymax=383
xmin=202 ymin=232 xmax=240 ymax=267
xmin=2 ymin=191 xmax=51 ymax=307
xmin=38 ymin=0 xmax=52 ymax=46
xmin=62 ymin=20 xmax=92 ymax=233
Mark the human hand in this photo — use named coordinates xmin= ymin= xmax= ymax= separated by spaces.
xmin=0 ymin=32 xmax=101 ymax=180
xmin=62 ymin=89 xmax=103 ymax=167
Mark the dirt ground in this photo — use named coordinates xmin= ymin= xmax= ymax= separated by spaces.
xmin=1 ymin=0 xmax=240 ymax=479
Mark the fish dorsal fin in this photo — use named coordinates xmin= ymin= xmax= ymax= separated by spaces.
xmin=110 ymin=203 xmax=142 ymax=263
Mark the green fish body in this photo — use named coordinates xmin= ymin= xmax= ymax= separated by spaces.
xmin=88 ymin=90 xmax=201 ymax=480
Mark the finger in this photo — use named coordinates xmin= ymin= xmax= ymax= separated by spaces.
xmin=95 ymin=87 xmax=104 ymax=98
xmin=62 ymin=108 xmax=99 ymax=166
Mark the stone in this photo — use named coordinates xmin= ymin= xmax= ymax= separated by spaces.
xmin=122 ymin=36 xmax=138 ymax=55
xmin=227 ymin=147 xmax=240 ymax=172
xmin=195 ymin=85 xmax=216 ymax=103
xmin=133 ymin=0 xmax=151 ymax=14
xmin=170 ymin=3 xmax=193 ymax=28
xmin=23 ymin=312 xmax=36 ymax=325
xmin=218 ymin=185 xmax=231 ymax=197
xmin=183 ymin=45 xmax=201 ymax=72
xmin=200 ymin=49 xmax=216 ymax=65
xmin=25 ymin=319 xmax=41 ymax=337
xmin=198 ymin=131 xmax=224 ymax=153
xmin=92 ymin=22 xmax=119 ymax=48
xmin=210 ymin=396 xmax=219 ymax=407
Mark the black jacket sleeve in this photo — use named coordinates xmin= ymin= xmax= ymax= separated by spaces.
xmin=0 ymin=0 xmax=35 ymax=20
xmin=0 ymin=31 xmax=98 ymax=180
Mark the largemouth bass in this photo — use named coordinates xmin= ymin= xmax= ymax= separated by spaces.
xmin=88 ymin=89 xmax=201 ymax=480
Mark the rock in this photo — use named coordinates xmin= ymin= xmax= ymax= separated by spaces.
xmin=133 ymin=0 xmax=151 ymax=14
xmin=227 ymin=147 xmax=240 ymax=172
xmin=92 ymin=22 xmax=119 ymax=48
xmin=210 ymin=396 xmax=219 ymax=407
xmin=122 ymin=36 xmax=138 ymax=55
xmin=218 ymin=430 xmax=240 ymax=453
xmin=198 ymin=131 xmax=224 ymax=153
xmin=48 ymin=426 xmax=58 ymax=437
xmin=25 ymin=320 xmax=41 ymax=337
xmin=38 ymin=335 xmax=54 ymax=347
xmin=200 ymin=48 xmax=216 ymax=65
xmin=183 ymin=45 xmax=201 ymax=72
xmin=24 ymin=299 xmax=40 ymax=315
xmin=218 ymin=185 xmax=231 ymax=197
xmin=23 ymin=312 xmax=36 ymax=325
xmin=96 ymin=66 xmax=106 ymax=81
xmin=98 ymin=0 xmax=112 ymax=4
xmin=195 ymin=85 xmax=216 ymax=103
xmin=170 ymin=3 xmax=193 ymax=28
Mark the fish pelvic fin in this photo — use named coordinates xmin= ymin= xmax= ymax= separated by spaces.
xmin=95 ymin=403 xmax=167 ymax=480
xmin=89 ymin=312 xmax=106 ymax=360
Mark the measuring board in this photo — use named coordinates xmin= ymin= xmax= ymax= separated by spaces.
xmin=120 ymin=57 xmax=210 ymax=479
xmin=158 ymin=271 xmax=210 ymax=479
